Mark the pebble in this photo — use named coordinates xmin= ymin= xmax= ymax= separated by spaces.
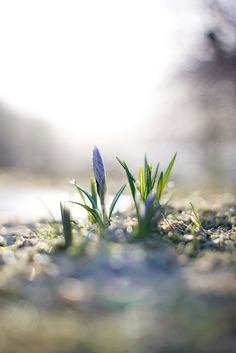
xmin=0 ymin=235 xmax=7 ymax=247
xmin=184 ymin=234 xmax=194 ymax=241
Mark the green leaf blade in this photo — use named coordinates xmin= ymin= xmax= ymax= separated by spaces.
xmin=138 ymin=166 xmax=145 ymax=201
xmin=90 ymin=176 xmax=98 ymax=207
xmin=156 ymin=171 xmax=164 ymax=200
xmin=116 ymin=157 xmax=136 ymax=201
xmin=71 ymin=201 xmax=103 ymax=228
xmin=151 ymin=163 xmax=159 ymax=189
xmin=71 ymin=180 xmax=98 ymax=209
xmin=190 ymin=202 xmax=201 ymax=228
xmin=60 ymin=202 xmax=73 ymax=247
xmin=144 ymin=155 xmax=152 ymax=195
xmin=117 ymin=156 xmax=140 ymax=221
xmin=108 ymin=183 xmax=127 ymax=220
xmin=162 ymin=153 xmax=177 ymax=192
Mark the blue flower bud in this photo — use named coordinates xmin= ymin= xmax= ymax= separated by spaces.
xmin=145 ymin=192 xmax=154 ymax=214
xmin=92 ymin=146 xmax=108 ymax=223
xmin=144 ymin=192 xmax=161 ymax=222
xmin=93 ymin=146 xmax=106 ymax=189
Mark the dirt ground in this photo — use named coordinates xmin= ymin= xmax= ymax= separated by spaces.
xmin=0 ymin=197 xmax=235 ymax=353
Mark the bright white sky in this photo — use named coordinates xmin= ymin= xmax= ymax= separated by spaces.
xmin=0 ymin=0 xmax=202 ymax=142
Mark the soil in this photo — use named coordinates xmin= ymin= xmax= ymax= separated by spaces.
xmin=0 ymin=200 xmax=235 ymax=353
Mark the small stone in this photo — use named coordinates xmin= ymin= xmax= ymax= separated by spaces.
xmin=33 ymin=253 xmax=50 ymax=266
xmin=2 ymin=250 xmax=15 ymax=264
xmin=0 ymin=235 xmax=7 ymax=247
xmin=225 ymin=240 xmax=234 ymax=251
xmin=58 ymin=278 xmax=84 ymax=302
xmin=184 ymin=234 xmax=194 ymax=241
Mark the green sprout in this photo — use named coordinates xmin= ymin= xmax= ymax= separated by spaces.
xmin=71 ymin=146 xmax=126 ymax=229
xmin=190 ymin=202 xmax=201 ymax=229
xmin=189 ymin=202 xmax=206 ymax=236
xmin=117 ymin=153 xmax=177 ymax=238
xmin=60 ymin=202 xmax=73 ymax=248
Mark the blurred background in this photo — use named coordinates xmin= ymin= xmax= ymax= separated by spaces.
xmin=0 ymin=0 xmax=236 ymax=219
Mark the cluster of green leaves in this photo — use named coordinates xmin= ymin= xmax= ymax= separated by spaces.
xmin=60 ymin=147 xmax=177 ymax=246
xmin=117 ymin=153 xmax=177 ymax=238
xmin=71 ymin=178 xmax=126 ymax=229
xmin=189 ymin=202 xmax=207 ymax=235
xmin=71 ymin=147 xmax=126 ymax=230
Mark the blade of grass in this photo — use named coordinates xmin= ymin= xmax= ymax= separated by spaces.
xmin=190 ymin=202 xmax=201 ymax=228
